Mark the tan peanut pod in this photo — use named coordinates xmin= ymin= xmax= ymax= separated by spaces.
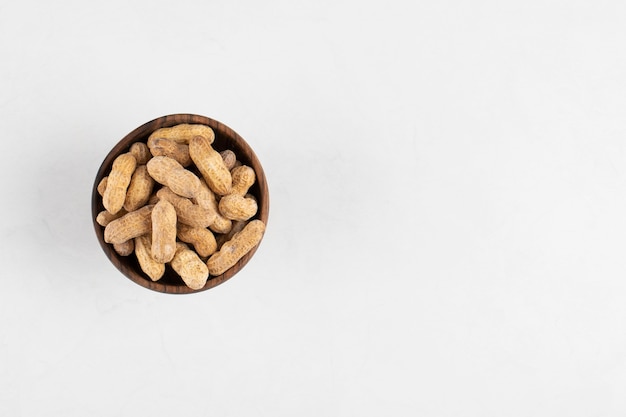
xmin=104 ymin=205 xmax=154 ymax=244
xmin=129 ymin=142 xmax=151 ymax=165
xmin=148 ymin=137 xmax=192 ymax=167
xmin=210 ymin=214 xmax=232 ymax=234
xmin=215 ymin=220 xmax=246 ymax=249
xmin=220 ymin=150 xmax=237 ymax=170
xmin=151 ymin=200 xmax=177 ymax=263
xmin=96 ymin=208 xmax=127 ymax=227
xmin=147 ymin=124 xmax=215 ymax=147
xmin=171 ymin=242 xmax=209 ymax=290
xmin=146 ymin=156 xmax=201 ymax=198
xmin=177 ymin=223 xmax=217 ymax=258
xmin=113 ymin=240 xmax=134 ymax=256
xmin=207 ymin=220 xmax=265 ymax=276
xmin=97 ymin=176 xmax=108 ymax=197
xmin=156 ymin=187 xmax=216 ymax=228
xmin=123 ymin=165 xmax=155 ymax=212
xmin=194 ymin=179 xmax=232 ymax=234
xmin=134 ymin=235 xmax=165 ymax=281
xmin=189 ymin=135 xmax=232 ymax=195
xmin=230 ymin=165 xmax=256 ymax=196
xmin=103 ymin=153 xmax=137 ymax=214
xmin=218 ymin=194 xmax=258 ymax=221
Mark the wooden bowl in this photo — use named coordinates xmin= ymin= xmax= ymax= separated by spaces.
xmin=91 ymin=114 xmax=269 ymax=294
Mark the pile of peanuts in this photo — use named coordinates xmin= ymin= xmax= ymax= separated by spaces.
xmin=95 ymin=123 xmax=265 ymax=290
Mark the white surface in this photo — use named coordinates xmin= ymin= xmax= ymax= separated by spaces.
xmin=1 ymin=0 xmax=626 ymax=415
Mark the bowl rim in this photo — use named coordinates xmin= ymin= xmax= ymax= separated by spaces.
xmin=91 ymin=113 xmax=269 ymax=294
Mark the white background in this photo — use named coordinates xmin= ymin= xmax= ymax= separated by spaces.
xmin=1 ymin=0 xmax=626 ymax=415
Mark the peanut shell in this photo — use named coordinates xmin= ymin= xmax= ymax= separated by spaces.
xmin=146 ymin=156 xmax=201 ymax=199
xmin=147 ymin=124 xmax=215 ymax=146
xmin=97 ymin=176 xmax=108 ymax=197
xmin=177 ymin=223 xmax=217 ymax=258
xmin=134 ymin=235 xmax=165 ymax=281
xmin=148 ymin=137 xmax=192 ymax=167
xmin=220 ymin=150 xmax=237 ymax=170
xmin=171 ymin=242 xmax=209 ymax=290
xmin=96 ymin=208 xmax=127 ymax=227
xmin=129 ymin=142 xmax=151 ymax=165
xmin=230 ymin=165 xmax=256 ymax=196
xmin=103 ymin=153 xmax=137 ymax=214
xmin=123 ymin=165 xmax=155 ymax=212
xmin=113 ymin=240 xmax=134 ymax=256
xmin=189 ymin=135 xmax=232 ymax=195
xmin=218 ymin=194 xmax=258 ymax=221
xmin=104 ymin=205 xmax=154 ymax=244
xmin=206 ymin=219 xmax=265 ymax=276
xmin=151 ymin=199 xmax=177 ymax=263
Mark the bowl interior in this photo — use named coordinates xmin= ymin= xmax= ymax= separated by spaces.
xmin=92 ymin=114 xmax=269 ymax=294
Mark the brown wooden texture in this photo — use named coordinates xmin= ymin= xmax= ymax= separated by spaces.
xmin=92 ymin=114 xmax=269 ymax=294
